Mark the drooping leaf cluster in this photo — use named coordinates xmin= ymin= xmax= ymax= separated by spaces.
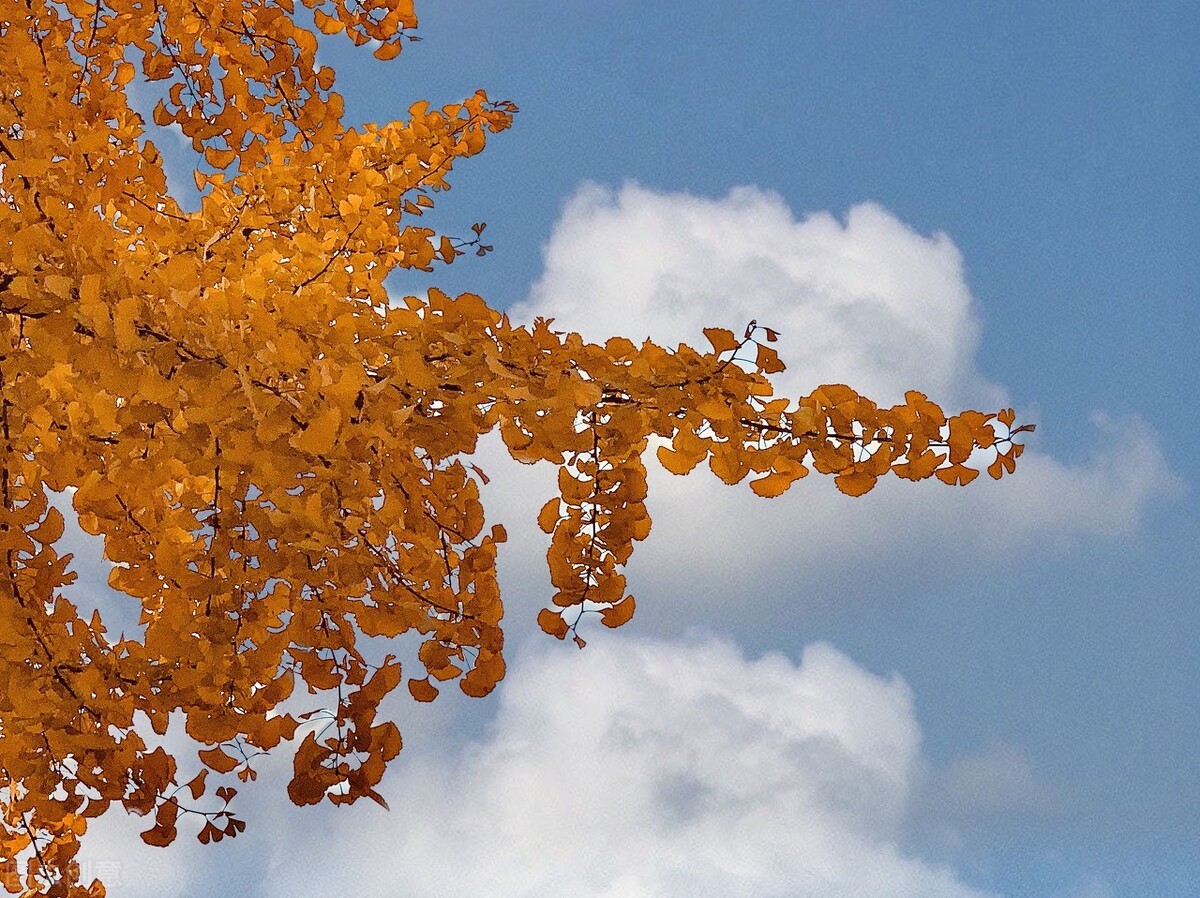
xmin=0 ymin=1 xmax=1031 ymax=893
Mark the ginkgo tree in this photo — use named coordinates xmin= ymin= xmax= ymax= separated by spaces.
xmin=0 ymin=1 xmax=1033 ymax=894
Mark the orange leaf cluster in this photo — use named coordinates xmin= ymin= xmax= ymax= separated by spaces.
xmin=0 ymin=1 xmax=1031 ymax=893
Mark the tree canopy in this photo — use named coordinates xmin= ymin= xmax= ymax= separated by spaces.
xmin=0 ymin=1 xmax=1031 ymax=893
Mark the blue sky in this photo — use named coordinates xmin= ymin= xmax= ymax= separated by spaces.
xmin=78 ymin=3 xmax=1197 ymax=896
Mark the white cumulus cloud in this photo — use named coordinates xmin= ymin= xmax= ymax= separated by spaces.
xmin=261 ymin=636 xmax=997 ymax=898
xmin=514 ymin=183 xmax=1001 ymax=410
xmin=479 ymin=183 xmax=1181 ymax=624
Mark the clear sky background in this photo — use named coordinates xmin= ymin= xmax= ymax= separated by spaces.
xmin=71 ymin=3 xmax=1198 ymax=897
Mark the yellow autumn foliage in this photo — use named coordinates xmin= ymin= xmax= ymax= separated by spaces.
xmin=0 ymin=1 xmax=1032 ymax=894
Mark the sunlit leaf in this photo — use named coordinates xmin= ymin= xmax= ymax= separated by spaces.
xmin=199 ymin=747 xmax=240 ymax=775
xmin=600 ymin=595 xmax=635 ymax=628
xmin=834 ymin=470 xmax=876 ymax=497
xmin=537 ymin=608 xmax=569 ymax=639
xmin=703 ymin=327 xmax=739 ymax=354
xmin=407 ymin=677 xmax=439 ymax=702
